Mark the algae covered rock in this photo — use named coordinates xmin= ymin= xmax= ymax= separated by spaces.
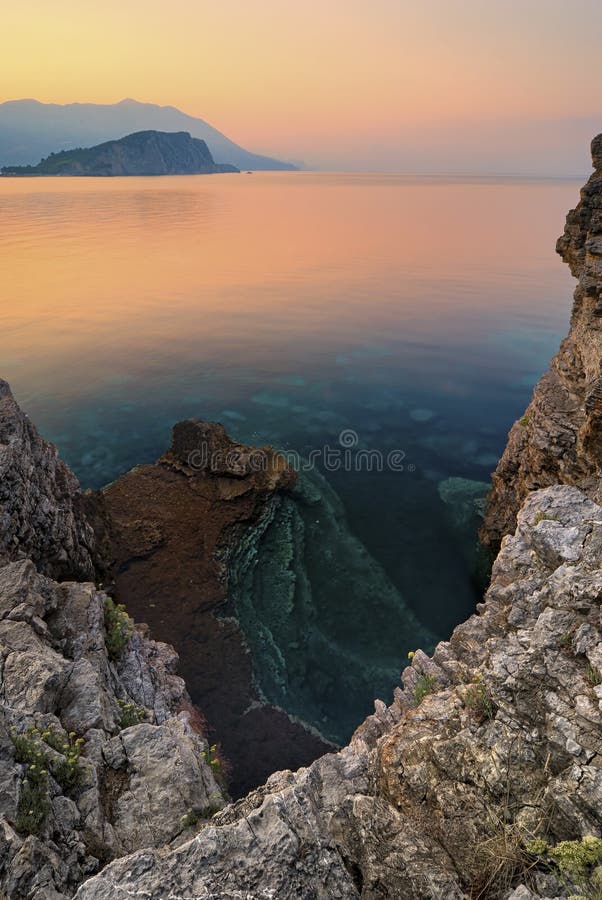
xmin=231 ymin=466 xmax=435 ymax=742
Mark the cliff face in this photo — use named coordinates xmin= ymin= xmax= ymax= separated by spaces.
xmin=0 ymin=380 xmax=96 ymax=581
xmin=1 ymin=130 xmax=239 ymax=176
xmin=481 ymin=134 xmax=602 ymax=549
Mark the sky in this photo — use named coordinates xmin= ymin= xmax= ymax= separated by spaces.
xmin=2 ymin=0 xmax=602 ymax=172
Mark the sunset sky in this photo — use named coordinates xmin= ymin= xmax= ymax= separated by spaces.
xmin=2 ymin=0 xmax=602 ymax=171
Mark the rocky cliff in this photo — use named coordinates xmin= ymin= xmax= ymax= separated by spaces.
xmin=481 ymin=134 xmax=602 ymax=549
xmin=1 ymin=130 xmax=239 ymax=176
xmin=0 ymin=559 xmax=226 ymax=898
xmin=0 ymin=380 xmax=96 ymax=581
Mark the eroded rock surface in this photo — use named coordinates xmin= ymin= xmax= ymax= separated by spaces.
xmin=482 ymin=134 xmax=602 ymax=549
xmin=0 ymin=560 xmax=225 ymax=899
xmin=77 ymin=485 xmax=602 ymax=899
xmin=0 ymin=380 xmax=97 ymax=580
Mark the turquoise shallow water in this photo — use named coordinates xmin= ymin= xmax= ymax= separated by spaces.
xmin=2 ymin=172 xmax=577 ymax=690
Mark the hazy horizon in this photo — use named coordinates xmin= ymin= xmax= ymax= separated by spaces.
xmin=2 ymin=0 xmax=602 ymax=174
xmin=1 ymin=97 xmax=600 ymax=177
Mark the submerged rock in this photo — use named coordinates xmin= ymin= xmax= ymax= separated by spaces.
xmin=101 ymin=419 xmax=333 ymax=798
xmin=100 ymin=419 xmax=431 ymax=791
xmin=437 ymin=476 xmax=490 ymax=531
xmin=231 ymin=466 xmax=434 ymax=743
xmin=410 ymin=407 xmax=436 ymax=423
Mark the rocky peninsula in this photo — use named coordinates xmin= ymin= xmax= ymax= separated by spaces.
xmin=1 ymin=130 xmax=239 ymax=177
xmin=0 ymin=136 xmax=602 ymax=899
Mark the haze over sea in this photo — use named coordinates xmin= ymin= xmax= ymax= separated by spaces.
xmin=2 ymin=171 xmax=577 ymax=644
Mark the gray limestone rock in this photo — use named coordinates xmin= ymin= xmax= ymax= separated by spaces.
xmin=0 ymin=380 xmax=96 ymax=581
xmin=0 ymin=561 xmax=225 ymax=898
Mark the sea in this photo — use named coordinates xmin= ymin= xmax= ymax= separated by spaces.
xmin=2 ymin=170 xmax=578 ymax=721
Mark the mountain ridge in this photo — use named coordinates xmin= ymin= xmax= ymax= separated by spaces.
xmin=0 ymin=98 xmax=297 ymax=171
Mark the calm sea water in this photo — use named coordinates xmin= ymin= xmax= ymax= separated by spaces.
xmin=2 ymin=172 xmax=577 ymax=641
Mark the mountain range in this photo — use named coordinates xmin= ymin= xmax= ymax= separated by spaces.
xmin=0 ymin=98 xmax=296 ymax=171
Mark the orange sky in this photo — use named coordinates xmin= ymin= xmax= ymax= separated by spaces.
xmin=2 ymin=0 xmax=601 ymax=169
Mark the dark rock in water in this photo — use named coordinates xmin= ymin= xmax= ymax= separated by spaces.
xmin=102 ymin=419 xmax=432 ymax=791
xmin=481 ymin=132 xmax=602 ymax=549
xmin=102 ymin=420 xmax=331 ymax=798
xmin=1 ymin=130 xmax=239 ymax=177
xmin=0 ymin=379 xmax=96 ymax=580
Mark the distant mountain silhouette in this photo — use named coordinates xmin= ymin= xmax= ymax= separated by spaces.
xmin=0 ymin=99 xmax=297 ymax=171
xmin=1 ymin=130 xmax=239 ymax=177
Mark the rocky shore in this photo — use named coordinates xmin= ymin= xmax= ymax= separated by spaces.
xmin=1 ymin=135 xmax=602 ymax=899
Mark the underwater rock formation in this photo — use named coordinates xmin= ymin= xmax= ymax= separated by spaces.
xmin=482 ymin=134 xmax=602 ymax=549
xmin=102 ymin=419 xmax=432 ymax=795
xmin=230 ymin=465 xmax=434 ymax=744
xmin=102 ymin=419 xmax=333 ymax=797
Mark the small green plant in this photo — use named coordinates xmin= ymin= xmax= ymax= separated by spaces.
xmin=181 ymin=808 xmax=203 ymax=829
xmin=117 ymin=699 xmax=147 ymax=729
xmin=534 ymin=511 xmax=558 ymax=525
xmin=202 ymin=743 xmax=223 ymax=776
xmin=520 ymin=415 xmax=530 ymax=427
xmin=202 ymin=743 xmax=231 ymax=791
xmin=10 ymin=727 xmax=51 ymax=835
xmin=526 ymin=835 xmax=602 ymax=895
xmin=16 ymin=773 xmax=51 ymax=836
xmin=180 ymin=798 xmax=222 ymax=830
xmin=47 ymin=731 xmax=86 ymax=791
xmin=464 ymin=677 xmax=496 ymax=723
xmin=412 ymin=674 xmax=438 ymax=707
xmin=559 ymin=630 xmax=574 ymax=651
xmin=586 ymin=665 xmax=602 ymax=687
xmin=11 ymin=724 xmax=86 ymax=814
xmin=104 ymin=597 xmax=134 ymax=661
